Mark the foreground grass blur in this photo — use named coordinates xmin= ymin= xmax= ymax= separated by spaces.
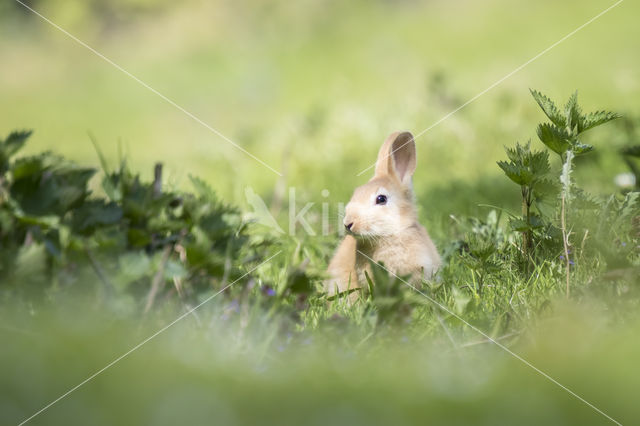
xmin=2 ymin=296 xmax=639 ymax=425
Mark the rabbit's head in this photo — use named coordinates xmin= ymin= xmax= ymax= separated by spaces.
xmin=343 ymin=131 xmax=418 ymax=238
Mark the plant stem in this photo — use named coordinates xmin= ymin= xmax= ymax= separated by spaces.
xmin=153 ymin=163 xmax=163 ymax=199
xmin=144 ymin=245 xmax=172 ymax=314
xmin=560 ymin=150 xmax=574 ymax=298
xmin=521 ymin=185 xmax=532 ymax=272
xmin=561 ymin=193 xmax=570 ymax=298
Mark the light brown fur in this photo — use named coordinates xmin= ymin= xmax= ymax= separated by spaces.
xmin=325 ymin=131 xmax=441 ymax=302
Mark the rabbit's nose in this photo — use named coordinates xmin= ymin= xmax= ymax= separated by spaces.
xmin=345 ymin=222 xmax=354 ymax=231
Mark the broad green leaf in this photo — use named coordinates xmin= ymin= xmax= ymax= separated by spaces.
xmin=498 ymin=142 xmax=549 ymax=186
xmin=11 ymin=154 xmax=52 ymax=180
xmin=70 ymin=200 xmax=123 ymax=234
xmin=3 ymin=130 xmax=32 ymax=156
xmin=529 ymin=150 xmax=551 ymax=176
xmin=0 ymin=130 xmax=32 ymax=174
xmin=508 ymin=218 xmax=529 ymax=232
xmin=497 ymin=161 xmax=533 ymax=185
xmin=10 ymin=153 xmax=95 ymax=216
xmin=532 ymin=178 xmax=557 ymax=217
xmin=509 ymin=215 xmax=544 ymax=232
xmin=15 ymin=213 xmax=60 ymax=228
xmin=101 ymin=175 xmax=122 ymax=202
xmin=536 ymin=123 xmax=570 ymax=155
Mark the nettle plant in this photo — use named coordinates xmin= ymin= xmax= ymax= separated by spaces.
xmin=497 ymin=140 xmax=553 ymax=264
xmin=0 ymin=131 xmax=316 ymax=311
xmin=498 ymin=90 xmax=621 ymax=288
xmin=531 ymin=90 xmax=619 ymax=159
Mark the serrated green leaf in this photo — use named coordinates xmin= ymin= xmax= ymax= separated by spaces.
xmin=497 ymin=160 xmax=533 ymax=185
xmin=529 ymin=150 xmax=551 ymax=176
xmin=532 ymin=178 xmax=557 ymax=217
xmin=11 ymin=154 xmax=53 ymax=180
xmin=571 ymin=188 xmax=601 ymax=211
xmin=509 ymin=215 xmax=544 ymax=232
xmin=0 ymin=130 xmax=33 ymax=174
xmin=564 ymin=91 xmax=581 ymax=131
xmin=4 ymin=129 xmax=32 ymax=151
xmin=190 ymin=175 xmax=219 ymax=202
xmin=619 ymin=191 xmax=639 ymax=220
xmin=10 ymin=154 xmax=95 ymax=216
xmin=579 ymin=110 xmax=620 ymax=133
xmin=70 ymin=200 xmax=123 ymax=234
xmin=533 ymin=176 xmax=558 ymax=196
xmin=498 ymin=142 xmax=549 ymax=186
xmin=536 ymin=123 xmax=571 ymax=155
xmin=530 ymin=90 xmax=565 ymax=127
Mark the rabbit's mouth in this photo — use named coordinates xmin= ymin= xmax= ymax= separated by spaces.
xmin=345 ymin=224 xmax=367 ymax=237
xmin=349 ymin=230 xmax=380 ymax=241
xmin=345 ymin=228 xmax=360 ymax=237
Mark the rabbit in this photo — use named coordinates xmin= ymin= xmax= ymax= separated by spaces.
xmin=325 ymin=131 xmax=441 ymax=302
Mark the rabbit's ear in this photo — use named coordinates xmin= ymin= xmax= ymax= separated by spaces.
xmin=374 ymin=131 xmax=416 ymax=185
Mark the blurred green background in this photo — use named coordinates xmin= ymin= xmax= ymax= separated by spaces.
xmin=2 ymin=0 xmax=639 ymax=425
xmin=2 ymin=0 xmax=638 ymax=212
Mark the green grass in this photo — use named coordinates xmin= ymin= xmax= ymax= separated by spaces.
xmin=1 ymin=0 xmax=640 ymax=425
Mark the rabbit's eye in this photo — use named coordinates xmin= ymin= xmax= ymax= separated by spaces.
xmin=376 ymin=195 xmax=387 ymax=205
